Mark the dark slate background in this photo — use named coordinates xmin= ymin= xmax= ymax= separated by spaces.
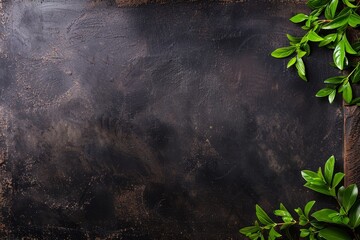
xmin=0 ymin=0 xmax=343 ymax=239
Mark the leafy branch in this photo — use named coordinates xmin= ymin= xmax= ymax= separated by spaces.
xmin=239 ymin=156 xmax=360 ymax=240
xmin=271 ymin=0 xmax=360 ymax=105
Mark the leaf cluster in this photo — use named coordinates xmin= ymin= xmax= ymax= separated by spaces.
xmin=271 ymin=0 xmax=360 ymax=105
xmin=240 ymin=156 xmax=360 ymax=240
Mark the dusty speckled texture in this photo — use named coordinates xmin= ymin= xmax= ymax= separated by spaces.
xmin=344 ymin=85 xmax=360 ymax=187
xmin=0 ymin=0 xmax=343 ymax=239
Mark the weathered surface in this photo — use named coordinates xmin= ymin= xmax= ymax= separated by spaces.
xmin=344 ymin=85 xmax=360 ymax=187
xmin=0 ymin=1 xmax=343 ymax=239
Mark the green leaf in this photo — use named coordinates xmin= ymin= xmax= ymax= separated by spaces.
xmin=351 ymin=97 xmax=360 ymax=104
xmin=333 ymin=40 xmax=346 ymax=70
xmin=302 ymin=43 xmax=311 ymax=56
xmin=332 ymin=172 xmax=345 ymax=188
xmin=296 ymin=56 xmax=307 ymax=81
xmin=343 ymin=34 xmax=357 ymax=54
xmin=338 ymin=186 xmax=345 ymax=203
xmin=287 ymin=57 xmax=297 ymax=68
xmin=349 ymin=201 xmax=360 ymax=228
xmin=317 ymin=167 xmax=325 ymax=181
xmin=342 ymin=83 xmax=353 ymax=103
xmin=274 ymin=210 xmax=287 ymax=217
xmin=239 ymin=225 xmax=260 ymax=236
xmin=269 ymin=228 xmax=282 ymax=240
xmin=319 ymin=33 xmax=337 ymax=47
xmin=308 ymin=31 xmax=324 ymax=42
xmin=328 ymin=90 xmax=336 ymax=103
xmin=280 ymin=222 xmax=295 ymax=230
xmin=323 ymin=76 xmax=345 ymax=84
xmin=325 ymin=0 xmax=338 ymax=19
xmin=290 ymin=13 xmax=309 ymax=23
xmin=300 ymin=229 xmax=310 ymax=238
xmin=295 ymin=207 xmax=305 ymax=217
xmin=324 ymin=155 xmax=335 ymax=185
xmin=297 ymin=50 xmax=307 ymax=58
xmin=304 ymin=201 xmax=316 ymax=218
xmin=255 ymin=205 xmax=274 ymax=225
xmin=316 ymin=87 xmax=335 ymax=97
xmin=343 ymin=0 xmax=357 ymax=8
xmin=307 ymin=0 xmax=331 ymax=9
xmin=312 ymin=209 xmax=339 ymax=223
xmin=287 ymin=34 xmax=301 ymax=43
xmin=304 ymin=182 xmax=332 ymax=196
xmin=322 ymin=11 xmax=350 ymax=29
xmin=340 ymin=184 xmax=358 ymax=212
xmin=318 ymin=227 xmax=352 ymax=240
xmin=348 ymin=12 xmax=360 ymax=27
xmin=271 ymin=46 xmax=296 ymax=58
xmin=351 ymin=66 xmax=360 ymax=83
xmin=301 ymin=170 xmax=319 ymax=182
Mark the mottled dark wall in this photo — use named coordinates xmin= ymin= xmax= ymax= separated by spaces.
xmin=0 ymin=1 xmax=343 ymax=239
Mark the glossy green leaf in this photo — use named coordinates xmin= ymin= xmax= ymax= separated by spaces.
xmin=324 ymin=155 xmax=335 ymax=185
xmin=348 ymin=12 xmax=360 ymax=27
xmin=302 ymin=43 xmax=311 ymax=56
xmin=325 ymin=0 xmax=338 ymax=19
xmin=338 ymin=186 xmax=345 ymax=204
xmin=300 ymin=229 xmax=310 ymax=238
xmin=307 ymin=0 xmax=331 ymax=9
xmin=316 ymin=87 xmax=335 ymax=97
xmin=239 ymin=225 xmax=260 ymax=235
xmin=318 ymin=227 xmax=352 ymax=240
xmin=351 ymin=67 xmax=360 ymax=83
xmin=349 ymin=201 xmax=360 ymax=228
xmin=274 ymin=210 xmax=287 ymax=217
xmin=323 ymin=76 xmax=345 ymax=84
xmin=343 ymin=35 xmax=357 ymax=54
xmin=287 ymin=57 xmax=297 ymax=68
xmin=301 ymin=170 xmax=319 ymax=181
xmin=328 ymin=90 xmax=336 ymax=103
xmin=308 ymin=31 xmax=324 ymax=42
xmin=312 ymin=209 xmax=339 ymax=223
xmin=340 ymin=184 xmax=358 ymax=212
xmin=294 ymin=207 xmax=305 ymax=217
xmin=317 ymin=167 xmax=325 ymax=181
xmin=343 ymin=0 xmax=357 ymax=8
xmin=304 ymin=201 xmax=316 ymax=218
xmin=269 ymin=228 xmax=282 ymax=240
xmin=271 ymin=46 xmax=296 ymax=58
xmin=322 ymin=11 xmax=350 ymax=29
xmin=286 ymin=34 xmax=301 ymax=43
xmin=333 ymin=40 xmax=346 ymax=70
xmin=304 ymin=183 xmax=332 ymax=196
xmin=296 ymin=56 xmax=307 ymax=81
xmin=255 ymin=205 xmax=274 ymax=225
xmin=342 ymin=82 xmax=353 ymax=103
xmin=280 ymin=222 xmax=295 ymax=230
xmin=305 ymin=18 xmax=313 ymax=28
xmin=319 ymin=33 xmax=337 ymax=47
xmin=351 ymin=97 xmax=360 ymax=104
xmin=297 ymin=50 xmax=307 ymax=58
xmin=290 ymin=13 xmax=309 ymax=23
xmin=332 ymin=172 xmax=345 ymax=188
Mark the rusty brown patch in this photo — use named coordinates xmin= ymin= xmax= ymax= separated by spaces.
xmin=344 ymin=86 xmax=360 ymax=186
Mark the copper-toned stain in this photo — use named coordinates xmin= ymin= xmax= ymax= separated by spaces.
xmin=344 ymin=97 xmax=360 ymax=186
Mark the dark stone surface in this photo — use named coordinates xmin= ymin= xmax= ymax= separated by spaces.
xmin=0 ymin=0 xmax=343 ymax=239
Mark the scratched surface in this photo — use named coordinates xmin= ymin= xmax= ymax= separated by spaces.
xmin=0 ymin=1 xmax=343 ymax=239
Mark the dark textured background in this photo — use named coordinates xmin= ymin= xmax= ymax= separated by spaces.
xmin=0 ymin=0 xmax=344 ymax=239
